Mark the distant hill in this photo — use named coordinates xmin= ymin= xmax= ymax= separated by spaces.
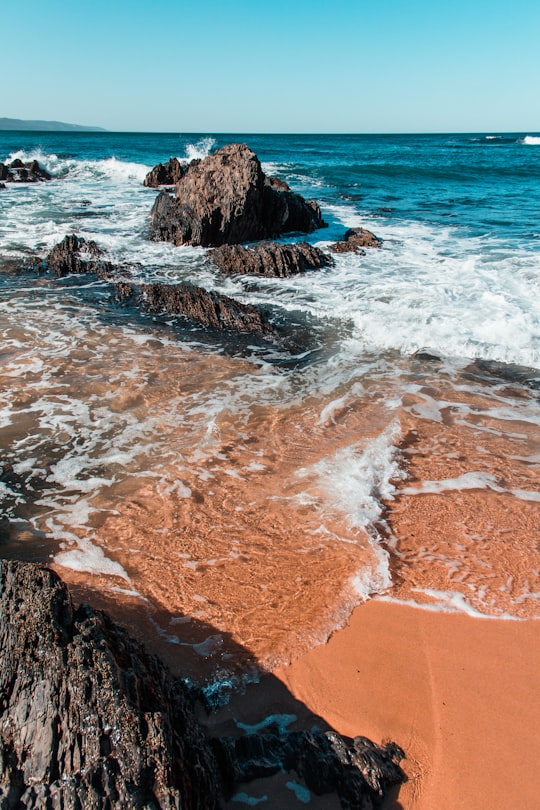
xmin=0 ymin=117 xmax=106 ymax=132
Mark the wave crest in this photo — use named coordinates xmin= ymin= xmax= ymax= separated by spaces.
xmin=184 ymin=137 xmax=216 ymax=162
xmin=4 ymin=147 xmax=149 ymax=183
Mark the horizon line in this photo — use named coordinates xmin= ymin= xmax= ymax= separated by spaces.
xmin=2 ymin=128 xmax=539 ymax=136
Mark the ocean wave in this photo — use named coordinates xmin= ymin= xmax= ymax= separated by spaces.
xmin=184 ymin=136 xmax=216 ymax=162
xmin=295 ymin=420 xmax=404 ymax=600
xmin=471 ymin=135 xmax=518 ymax=144
xmin=4 ymin=147 xmax=149 ymax=183
xmin=522 ymin=135 xmax=540 ymax=145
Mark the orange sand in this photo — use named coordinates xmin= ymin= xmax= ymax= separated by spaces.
xmin=275 ymin=600 xmax=540 ymax=810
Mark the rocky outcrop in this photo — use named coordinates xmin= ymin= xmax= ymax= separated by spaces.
xmin=35 ymin=237 xmax=274 ymax=340
xmin=144 ymin=158 xmax=185 ymax=188
xmin=464 ymin=359 xmax=540 ymax=390
xmin=0 ymin=559 xmax=220 ymax=809
xmin=213 ymin=729 xmax=404 ymax=808
xmin=43 ymin=234 xmax=115 ymax=278
xmin=211 ymin=241 xmax=334 ymax=278
xmin=331 ymin=227 xmax=382 ymax=254
xmin=116 ymin=281 xmax=274 ymax=336
xmin=0 ymin=557 xmax=406 ymax=808
xmin=0 ymin=158 xmax=51 ymax=183
xmin=149 ymin=143 xmax=326 ymax=247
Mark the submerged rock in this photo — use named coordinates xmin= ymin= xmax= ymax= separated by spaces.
xmin=0 ymin=158 xmax=52 ymax=183
xmin=149 ymin=143 xmax=326 ymax=247
xmin=116 ymin=281 xmax=274 ymax=336
xmin=144 ymin=157 xmax=185 ymax=188
xmin=0 ymin=559 xmax=220 ymax=809
xmin=330 ymin=227 xmax=382 ymax=254
xmin=464 ymin=359 xmax=540 ymax=390
xmin=211 ymin=241 xmax=334 ymax=277
xmin=43 ymin=234 xmax=115 ymax=278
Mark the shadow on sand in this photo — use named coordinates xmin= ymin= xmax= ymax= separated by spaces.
xmin=1 ymin=518 xmax=406 ymax=809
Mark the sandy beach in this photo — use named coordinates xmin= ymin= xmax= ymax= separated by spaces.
xmin=274 ymin=600 xmax=540 ymax=810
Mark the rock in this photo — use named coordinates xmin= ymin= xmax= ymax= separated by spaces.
xmin=0 ymin=559 xmax=220 ymax=809
xmin=149 ymin=143 xmax=326 ymax=247
xmin=144 ymin=157 xmax=185 ymax=188
xmin=464 ymin=359 xmax=540 ymax=390
xmin=211 ymin=241 xmax=334 ymax=278
xmin=0 ymin=182 xmax=5 ymax=190
xmin=43 ymin=234 xmax=115 ymax=278
xmin=0 ymin=158 xmax=52 ymax=183
xmin=412 ymin=349 xmax=443 ymax=363
xmin=213 ymin=728 xmax=404 ymax=807
xmin=116 ymin=281 xmax=274 ymax=336
xmin=331 ymin=227 xmax=382 ymax=254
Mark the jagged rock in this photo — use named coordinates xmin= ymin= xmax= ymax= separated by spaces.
xmin=0 ymin=559 xmax=220 ymax=809
xmin=331 ymin=227 xmax=382 ymax=254
xmin=211 ymin=241 xmax=334 ymax=278
xmin=213 ymin=729 xmax=404 ymax=808
xmin=43 ymin=234 xmax=115 ymax=278
xmin=464 ymin=359 xmax=540 ymax=390
xmin=116 ymin=281 xmax=273 ymax=336
xmin=144 ymin=158 xmax=185 ymax=188
xmin=149 ymin=143 xmax=326 ymax=247
xmin=0 ymin=158 xmax=51 ymax=183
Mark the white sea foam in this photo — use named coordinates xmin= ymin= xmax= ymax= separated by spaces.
xmin=184 ymin=137 xmax=216 ymax=162
xmin=378 ymin=590 xmax=522 ymax=619
xmin=522 ymin=135 xmax=540 ymax=145
xmin=510 ymin=488 xmax=540 ymax=502
xmin=298 ymin=420 xmax=403 ymax=530
xmin=400 ymin=470 xmax=502 ymax=495
xmin=54 ymin=535 xmax=130 ymax=580
xmin=294 ymin=421 xmax=403 ymax=599
xmin=5 ymin=147 xmax=149 ymax=183
xmin=2 ymin=144 xmax=539 ymax=370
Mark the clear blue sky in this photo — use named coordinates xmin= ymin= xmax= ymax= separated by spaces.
xmin=3 ymin=0 xmax=539 ymax=133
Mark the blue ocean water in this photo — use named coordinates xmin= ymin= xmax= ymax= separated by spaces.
xmin=1 ymin=130 xmax=539 ymax=365
xmin=0 ymin=131 xmax=539 ymax=665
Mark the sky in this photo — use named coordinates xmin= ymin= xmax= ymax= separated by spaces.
xmin=2 ymin=0 xmax=539 ymax=133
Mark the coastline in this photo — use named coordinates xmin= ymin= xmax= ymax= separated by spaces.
xmin=274 ymin=600 xmax=540 ymax=809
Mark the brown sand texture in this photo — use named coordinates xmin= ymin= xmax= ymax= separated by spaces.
xmin=276 ymin=601 xmax=540 ymax=810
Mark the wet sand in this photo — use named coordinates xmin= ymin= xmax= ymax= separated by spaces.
xmin=275 ymin=600 xmax=540 ymax=810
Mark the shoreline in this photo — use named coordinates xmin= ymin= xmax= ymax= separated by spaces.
xmin=272 ymin=599 xmax=540 ymax=809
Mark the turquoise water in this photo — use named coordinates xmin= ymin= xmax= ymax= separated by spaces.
xmin=1 ymin=131 xmax=538 ymax=365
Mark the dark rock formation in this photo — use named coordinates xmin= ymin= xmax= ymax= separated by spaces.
xmin=144 ymin=158 xmax=185 ymax=188
xmin=116 ymin=281 xmax=274 ymax=336
xmin=43 ymin=234 xmax=115 ymax=278
xmin=331 ymin=227 xmax=382 ymax=254
xmin=213 ymin=729 xmax=404 ymax=808
xmin=464 ymin=359 xmax=540 ymax=390
xmin=149 ymin=143 xmax=326 ymax=247
xmin=0 ymin=158 xmax=52 ymax=183
xmin=211 ymin=241 xmax=334 ymax=278
xmin=0 ymin=557 xmax=406 ymax=808
xmin=0 ymin=559 xmax=220 ymax=809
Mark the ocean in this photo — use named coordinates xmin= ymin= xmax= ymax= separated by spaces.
xmin=1 ymin=131 xmax=539 ymax=684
